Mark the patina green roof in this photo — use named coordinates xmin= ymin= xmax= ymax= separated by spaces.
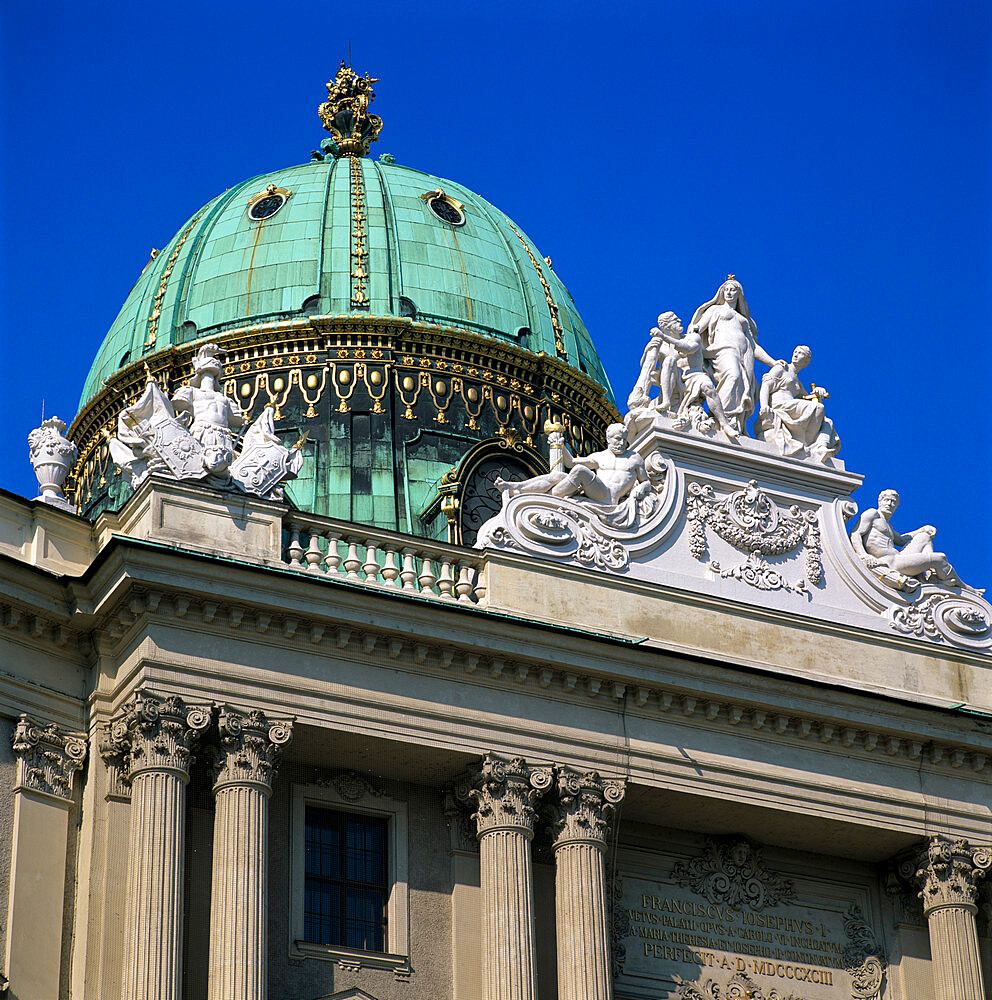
xmin=81 ymin=156 xmax=613 ymax=406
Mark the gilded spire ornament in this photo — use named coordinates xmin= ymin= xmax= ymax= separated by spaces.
xmin=318 ymin=62 xmax=383 ymax=158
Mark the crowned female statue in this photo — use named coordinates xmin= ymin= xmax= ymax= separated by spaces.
xmin=688 ymin=277 xmax=781 ymax=435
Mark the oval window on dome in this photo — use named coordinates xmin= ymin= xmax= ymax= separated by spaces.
xmin=420 ymin=187 xmax=466 ymax=228
xmin=246 ymin=185 xmax=292 ymax=222
xmin=428 ymin=196 xmax=465 ymax=226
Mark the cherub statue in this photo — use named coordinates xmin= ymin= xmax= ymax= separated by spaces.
xmin=754 ymin=346 xmax=841 ymax=463
xmin=850 ymin=489 xmax=971 ymax=591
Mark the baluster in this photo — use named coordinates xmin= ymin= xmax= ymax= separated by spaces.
xmin=343 ymin=539 xmax=362 ymax=580
xmin=455 ymin=564 xmax=475 ymax=603
xmin=400 ymin=549 xmax=418 ymax=591
xmin=324 ymin=532 xmax=342 ymax=575
xmin=473 ymin=567 xmax=487 ymax=604
xmin=381 ymin=548 xmax=400 ymax=587
xmin=437 ymin=559 xmax=455 ymax=600
xmin=287 ymin=524 xmax=304 ymax=568
xmin=363 ymin=541 xmax=381 ymax=584
xmin=305 ymin=534 xmax=323 ymax=572
xmin=418 ymin=557 xmax=438 ymax=596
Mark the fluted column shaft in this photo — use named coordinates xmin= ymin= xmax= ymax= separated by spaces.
xmin=480 ymin=827 xmax=538 ymax=1000
xmin=554 ymin=842 xmax=610 ymax=998
xmin=207 ymin=708 xmax=292 ymax=1000
xmin=123 ymin=768 xmax=188 ymax=1000
xmin=459 ymin=755 xmax=553 ymax=1000
xmin=102 ymin=692 xmax=211 ymax=1000
xmin=550 ymin=770 xmax=624 ymax=1000
xmin=925 ymin=905 xmax=984 ymax=1000
xmin=916 ymin=836 xmax=990 ymax=1000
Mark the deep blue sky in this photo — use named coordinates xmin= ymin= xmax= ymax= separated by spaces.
xmin=2 ymin=1 xmax=990 ymax=586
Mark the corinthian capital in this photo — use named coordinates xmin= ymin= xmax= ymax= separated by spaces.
xmin=12 ymin=714 xmax=87 ymax=801
xmin=211 ymin=706 xmax=293 ymax=793
xmin=458 ymin=754 xmax=554 ymax=837
xmin=916 ymin=835 xmax=992 ymax=914
xmin=550 ymin=768 xmax=625 ymax=850
xmin=100 ymin=690 xmax=212 ymax=782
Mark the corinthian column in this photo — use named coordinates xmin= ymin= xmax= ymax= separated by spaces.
xmin=207 ymin=707 xmax=292 ymax=1000
xmin=101 ymin=691 xmax=212 ymax=1000
xmin=549 ymin=769 xmax=625 ymax=1000
xmin=915 ymin=835 xmax=991 ymax=1000
xmin=459 ymin=755 xmax=553 ymax=1000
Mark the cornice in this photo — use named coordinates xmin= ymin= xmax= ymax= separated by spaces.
xmin=81 ymin=577 xmax=992 ymax=782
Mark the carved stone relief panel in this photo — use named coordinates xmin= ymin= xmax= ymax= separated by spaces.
xmin=686 ymin=481 xmax=822 ymax=597
xmin=614 ymin=836 xmax=886 ymax=1000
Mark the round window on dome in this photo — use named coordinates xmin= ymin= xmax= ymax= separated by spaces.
xmin=426 ymin=193 xmax=465 ymax=227
xmin=246 ymin=185 xmax=292 ymax=222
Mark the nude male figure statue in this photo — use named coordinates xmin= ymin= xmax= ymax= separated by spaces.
xmin=850 ymin=489 xmax=967 ymax=589
xmin=498 ymin=423 xmax=652 ymax=506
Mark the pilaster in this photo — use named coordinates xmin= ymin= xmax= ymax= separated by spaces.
xmin=207 ymin=706 xmax=292 ymax=1000
xmin=5 ymin=716 xmax=87 ymax=1000
xmin=915 ymin=835 xmax=991 ymax=1000
xmin=101 ymin=691 xmax=211 ymax=1000
xmin=548 ymin=768 xmax=624 ymax=1000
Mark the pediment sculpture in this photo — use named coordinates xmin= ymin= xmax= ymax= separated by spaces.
xmin=849 ymin=489 xmax=971 ymax=593
xmin=475 ymin=421 xmax=678 ymax=570
xmin=108 ymin=344 xmax=305 ymax=499
xmin=842 ymin=489 xmax=991 ymax=649
xmin=628 ymin=277 xmax=841 ymax=465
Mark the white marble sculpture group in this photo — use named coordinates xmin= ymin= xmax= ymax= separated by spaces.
xmin=27 ymin=344 xmax=305 ymax=508
xmin=475 ymin=277 xmax=990 ymax=652
xmin=24 ymin=283 xmax=989 ymax=651
xmin=106 ymin=345 xmax=305 ymax=498
xmin=627 ymin=277 xmax=840 ymax=462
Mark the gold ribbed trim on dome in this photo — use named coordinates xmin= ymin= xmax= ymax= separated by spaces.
xmin=66 ymin=316 xmax=617 ymax=511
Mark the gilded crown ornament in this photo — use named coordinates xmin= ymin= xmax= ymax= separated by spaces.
xmin=318 ymin=61 xmax=383 ymax=158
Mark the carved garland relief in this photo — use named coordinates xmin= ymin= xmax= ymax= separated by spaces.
xmin=687 ymin=480 xmax=822 ymax=596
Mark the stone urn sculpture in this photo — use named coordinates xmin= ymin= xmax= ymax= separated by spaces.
xmin=28 ymin=417 xmax=78 ymax=511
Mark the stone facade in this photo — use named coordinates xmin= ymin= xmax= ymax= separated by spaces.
xmin=0 ymin=477 xmax=990 ymax=999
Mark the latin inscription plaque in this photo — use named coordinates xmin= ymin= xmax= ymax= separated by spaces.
xmin=614 ymin=839 xmax=885 ymax=1000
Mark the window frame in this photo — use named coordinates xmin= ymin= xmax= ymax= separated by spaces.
xmin=290 ymin=781 xmax=410 ymax=969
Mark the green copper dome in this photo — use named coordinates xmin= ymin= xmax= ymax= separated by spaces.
xmin=70 ymin=68 xmax=620 ymax=540
xmin=81 ymin=156 xmax=613 ymax=407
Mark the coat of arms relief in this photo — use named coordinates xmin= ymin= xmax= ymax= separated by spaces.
xmin=106 ymin=344 xmax=305 ymax=500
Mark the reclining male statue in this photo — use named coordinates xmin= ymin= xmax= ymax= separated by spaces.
xmin=495 ymin=422 xmax=652 ymax=507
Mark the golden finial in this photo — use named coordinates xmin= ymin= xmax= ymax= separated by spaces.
xmin=318 ymin=62 xmax=383 ymax=158
xmin=727 ymin=273 xmax=736 ymax=281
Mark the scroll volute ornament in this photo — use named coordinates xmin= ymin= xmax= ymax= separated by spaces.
xmin=457 ymin=755 xmax=554 ymax=837
xmin=916 ymin=835 xmax=992 ymax=913
xmin=550 ymin=768 xmax=625 ymax=848
xmin=211 ymin=706 xmax=293 ymax=792
xmin=318 ymin=62 xmax=383 ymax=158
xmin=100 ymin=691 xmax=212 ymax=781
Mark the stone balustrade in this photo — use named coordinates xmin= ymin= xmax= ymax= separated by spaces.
xmin=283 ymin=511 xmax=487 ymax=605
